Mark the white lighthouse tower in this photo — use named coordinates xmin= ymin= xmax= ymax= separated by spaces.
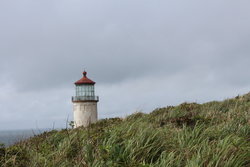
xmin=72 ymin=71 xmax=99 ymax=128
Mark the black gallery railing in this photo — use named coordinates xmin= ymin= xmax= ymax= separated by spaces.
xmin=72 ymin=96 xmax=99 ymax=101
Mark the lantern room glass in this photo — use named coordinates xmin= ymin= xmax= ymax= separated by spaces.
xmin=76 ymin=85 xmax=95 ymax=97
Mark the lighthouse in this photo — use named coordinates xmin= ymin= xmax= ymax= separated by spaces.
xmin=72 ymin=71 xmax=99 ymax=128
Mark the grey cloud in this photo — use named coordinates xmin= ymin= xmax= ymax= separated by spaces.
xmin=0 ymin=0 xmax=250 ymax=129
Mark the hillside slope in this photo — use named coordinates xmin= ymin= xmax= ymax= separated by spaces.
xmin=1 ymin=93 xmax=250 ymax=167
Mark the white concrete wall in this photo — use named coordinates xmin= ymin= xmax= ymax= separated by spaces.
xmin=73 ymin=102 xmax=97 ymax=128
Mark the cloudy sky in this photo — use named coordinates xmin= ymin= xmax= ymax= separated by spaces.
xmin=0 ymin=0 xmax=250 ymax=130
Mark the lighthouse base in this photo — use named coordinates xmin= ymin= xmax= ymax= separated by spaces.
xmin=73 ymin=101 xmax=97 ymax=128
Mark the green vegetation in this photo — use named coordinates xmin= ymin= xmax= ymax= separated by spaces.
xmin=1 ymin=93 xmax=250 ymax=167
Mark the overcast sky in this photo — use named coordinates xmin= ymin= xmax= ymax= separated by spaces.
xmin=0 ymin=0 xmax=250 ymax=130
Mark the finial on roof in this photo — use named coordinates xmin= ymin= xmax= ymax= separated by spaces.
xmin=83 ymin=71 xmax=87 ymax=77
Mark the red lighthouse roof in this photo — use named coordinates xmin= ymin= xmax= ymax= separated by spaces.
xmin=74 ymin=71 xmax=96 ymax=85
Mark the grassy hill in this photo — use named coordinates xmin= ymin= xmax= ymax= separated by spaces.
xmin=1 ymin=93 xmax=250 ymax=167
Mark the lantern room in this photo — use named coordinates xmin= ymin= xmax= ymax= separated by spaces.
xmin=72 ymin=71 xmax=99 ymax=102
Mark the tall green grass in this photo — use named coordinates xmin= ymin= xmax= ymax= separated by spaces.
xmin=1 ymin=93 xmax=250 ymax=167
